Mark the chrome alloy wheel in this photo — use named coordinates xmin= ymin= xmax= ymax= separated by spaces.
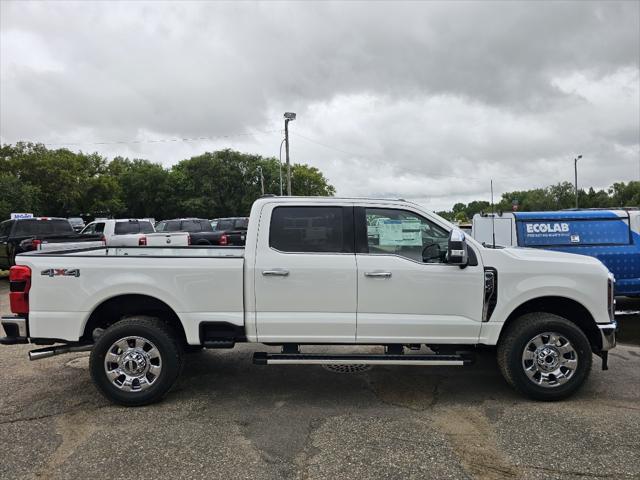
xmin=521 ymin=332 xmax=578 ymax=388
xmin=104 ymin=336 xmax=162 ymax=392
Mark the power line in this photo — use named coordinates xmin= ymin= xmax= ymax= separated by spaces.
xmin=41 ymin=129 xmax=282 ymax=147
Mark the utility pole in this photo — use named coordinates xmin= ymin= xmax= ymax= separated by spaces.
xmin=574 ymin=154 xmax=582 ymax=209
xmin=278 ymin=138 xmax=285 ymax=196
xmin=284 ymin=112 xmax=296 ymax=196
xmin=258 ymin=166 xmax=264 ymax=195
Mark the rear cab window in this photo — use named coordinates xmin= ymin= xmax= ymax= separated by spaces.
xmin=269 ymin=206 xmax=352 ymax=253
xmin=12 ymin=219 xmax=74 ymax=236
xmin=114 ymin=221 xmax=154 ymax=235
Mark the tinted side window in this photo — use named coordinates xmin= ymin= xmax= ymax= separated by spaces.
xmin=94 ymin=223 xmax=105 ymax=234
xmin=364 ymin=208 xmax=449 ymax=263
xmin=269 ymin=206 xmax=350 ymax=253
xmin=155 ymin=222 xmax=166 ymax=232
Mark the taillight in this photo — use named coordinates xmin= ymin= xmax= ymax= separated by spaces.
xmin=32 ymin=239 xmax=42 ymax=250
xmin=219 ymin=234 xmax=228 ymax=246
xmin=139 ymin=236 xmax=147 ymax=246
xmin=187 ymin=234 xmax=192 ymax=246
xmin=100 ymin=234 xmax=106 ymax=246
xmin=9 ymin=265 xmax=31 ymax=315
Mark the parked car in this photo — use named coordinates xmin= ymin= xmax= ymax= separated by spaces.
xmin=1 ymin=197 xmax=616 ymax=406
xmin=81 ymin=219 xmax=189 ymax=247
xmin=156 ymin=218 xmax=220 ymax=245
xmin=0 ymin=217 xmax=104 ymax=269
xmin=67 ymin=217 xmax=86 ymax=232
xmin=213 ymin=217 xmax=249 ymax=245
xmin=472 ymin=209 xmax=640 ymax=296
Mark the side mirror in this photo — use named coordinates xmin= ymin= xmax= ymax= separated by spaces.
xmin=447 ymin=229 xmax=468 ymax=267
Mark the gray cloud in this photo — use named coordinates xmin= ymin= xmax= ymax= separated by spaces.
xmin=1 ymin=0 xmax=638 ymax=210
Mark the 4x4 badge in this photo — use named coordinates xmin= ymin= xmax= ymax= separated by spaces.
xmin=41 ymin=269 xmax=80 ymax=277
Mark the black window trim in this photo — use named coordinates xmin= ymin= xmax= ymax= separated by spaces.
xmin=268 ymin=205 xmax=355 ymax=255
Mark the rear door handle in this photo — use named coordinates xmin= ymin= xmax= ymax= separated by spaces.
xmin=262 ymin=268 xmax=290 ymax=277
xmin=364 ymin=271 xmax=392 ymax=278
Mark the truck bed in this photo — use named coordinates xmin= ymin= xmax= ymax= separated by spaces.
xmin=15 ymin=246 xmax=245 ymax=344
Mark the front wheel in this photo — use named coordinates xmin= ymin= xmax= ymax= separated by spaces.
xmin=497 ymin=313 xmax=592 ymax=401
xmin=89 ymin=316 xmax=183 ymax=406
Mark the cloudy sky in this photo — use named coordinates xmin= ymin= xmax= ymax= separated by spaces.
xmin=1 ymin=1 xmax=639 ymax=210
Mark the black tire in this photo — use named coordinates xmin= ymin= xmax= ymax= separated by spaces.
xmin=89 ymin=316 xmax=183 ymax=406
xmin=196 ymin=240 xmax=211 ymax=246
xmin=497 ymin=312 xmax=592 ymax=401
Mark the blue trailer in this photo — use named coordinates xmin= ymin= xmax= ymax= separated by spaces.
xmin=472 ymin=209 xmax=640 ymax=296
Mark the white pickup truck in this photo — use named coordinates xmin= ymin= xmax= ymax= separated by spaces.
xmin=81 ymin=218 xmax=189 ymax=246
xmin=1 ymin=197 xmax=616 ymax=406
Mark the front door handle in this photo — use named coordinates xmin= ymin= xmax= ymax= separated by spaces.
xmin=262 ymin=268 xmax=290 ymax=277
xmin=364 ymin=271 xmax=392 ymax=278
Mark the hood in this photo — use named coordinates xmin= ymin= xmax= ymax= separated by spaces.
xmin=500 ymin=246 xmax=606 ymax=267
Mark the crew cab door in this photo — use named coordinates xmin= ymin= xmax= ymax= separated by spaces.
xmin=254 ymin=204 xmax=357 ymax=342
xmin=355 ymin=206 xmax=484 ymax=343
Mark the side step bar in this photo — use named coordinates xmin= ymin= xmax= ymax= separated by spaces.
xmin=253 ymin=352 xmax=473 ymax=366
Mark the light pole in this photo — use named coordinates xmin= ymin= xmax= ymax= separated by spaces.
xmin=574 ymin=154 xmax=582 ymax=209
xmin=284 ymin=112 xmax=296 ymax=196
xmin=278 ymin=138 xmax=285 ymax=196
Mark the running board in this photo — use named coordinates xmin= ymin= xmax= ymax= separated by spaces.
xmin=253 ymin=352 xmax=473 ymax=366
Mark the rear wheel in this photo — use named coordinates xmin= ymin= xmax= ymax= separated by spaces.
xmin=497 ymin=313 xmax=592 ymax=401
xmin=89 ymin=316 xmax=183 ymax=406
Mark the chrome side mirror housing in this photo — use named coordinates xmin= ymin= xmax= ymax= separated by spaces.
xmin=447 ymin=229 xmax=468 ymax=267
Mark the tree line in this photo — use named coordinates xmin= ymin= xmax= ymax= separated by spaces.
xmin=1 ymin=142 xmax=636 ymax=223
xmin=436 ymin=181 xmax=640 ymax=223
xmin=0 ymin=142 xmax=335 ymax=221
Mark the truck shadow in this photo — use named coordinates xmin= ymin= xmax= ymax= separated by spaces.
xmin=174 ymin=347 xmax=521 ymax=409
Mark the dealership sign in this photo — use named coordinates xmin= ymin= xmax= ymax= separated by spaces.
xmin=10 ymin=213 xmax=34 ymax=220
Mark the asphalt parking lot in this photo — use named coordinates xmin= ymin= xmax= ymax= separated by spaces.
xmin=0 ymin=276 xmax=639 ymax=480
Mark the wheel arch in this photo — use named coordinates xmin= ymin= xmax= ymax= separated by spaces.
xmin=498 ymin=296 xmax=602 ymax=352
xmin=81 ymin=294 xmax=187 ymax=344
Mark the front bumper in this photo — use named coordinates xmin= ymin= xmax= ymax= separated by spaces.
xmin=0 ymin=315 xmax=29 ymax=344
xmin=598 ymin=320 xmax=617 ymax=351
